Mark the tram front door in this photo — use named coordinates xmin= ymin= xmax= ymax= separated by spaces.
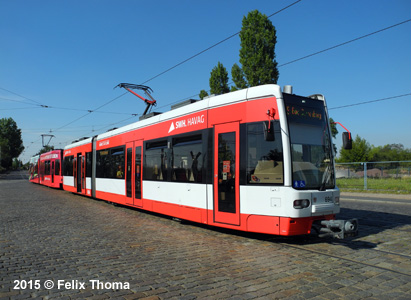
xmin=213 ymin=122 xmax=240 ymax=225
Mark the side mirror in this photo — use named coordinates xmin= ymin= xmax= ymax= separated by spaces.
xmin=263 ymin=121 xmax=275 ymax=141
xmin=342 ymin=132 xmax=352 ymax=150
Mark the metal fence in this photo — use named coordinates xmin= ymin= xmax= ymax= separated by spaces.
xmin=335 ymin=160 xmax=411 ymax=193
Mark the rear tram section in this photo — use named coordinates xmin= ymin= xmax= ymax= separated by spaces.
xmin=32 ymin=84 xmax=358 ymax=238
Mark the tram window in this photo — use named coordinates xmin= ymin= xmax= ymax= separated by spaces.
xmin=86 ymin=152 xmax=92 ymax=177
xmin=96 ymin=146 xmax=125 ymax=179
xmin=247 ymin=121 xmax=284 ymax=184
xmin=64 ymin=156 xmax=74 ymax=176
xmin=171 ymin=134 xmax=203 ymax=183
xmin=144 ymin=140 xmax=168 ymax=181
xmin=45 ymin=161 xmax=51 ymax=175
xmin=55 ymin=159 xmax=60 ymax=175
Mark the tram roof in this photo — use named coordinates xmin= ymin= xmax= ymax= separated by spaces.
xmin=65 ymin=84 xmax=283 ymax=150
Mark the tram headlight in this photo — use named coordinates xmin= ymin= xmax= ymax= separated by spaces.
xmin=293 ymin=199 xmax=310 ymax=209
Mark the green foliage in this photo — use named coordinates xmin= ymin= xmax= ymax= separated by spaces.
xmin=329 ymin=117 xmax=338 ymax=139
xmin=209 ymin=62 xmax=229 ymax=95
xmin=337 ymin=134 xmax=411 ymax=165
xmin=0 ymin=117 xmax=25 ymax=170
xmin=231 ymin=63 xmax=248 ymax=91
xmin=12 ymin=158 xmax=22 ymax=170
xmin=201 ymin=9 xmax=279 ymax=95
xmin=368 ymin=143 xmax=411 ymax=162
xmin=199 ymin=90 xmax=209 ymax=100
xmin=238 ymin=10 xmax=279 ymax=87
xmin=337 ymin=135 xmax=371 ymax=163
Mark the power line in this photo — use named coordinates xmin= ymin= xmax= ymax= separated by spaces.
xmin=165 ymin=18 xmax=411 ymax=108
xmin=0 ymin=90 xmax=136 ymax=115
xmin=328 ymin=93 xmax=411 ymax=110
xmin=29 ymin=1 xmax=302 ymax=136
xmin=141 ymin=0 xmax=302 ymax=85
xmin=0 ymin=87 xmax=43 ymax=105
xmin=278 ymin=19 xmax=411 ymax=67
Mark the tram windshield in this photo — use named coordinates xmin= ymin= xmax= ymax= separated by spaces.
xmin=284 ymin=94 xmax=335 ymax=190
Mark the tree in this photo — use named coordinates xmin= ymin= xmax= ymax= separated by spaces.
xmin=368 ymin=144 xmax=411 ymax=170
xmin=337 ymin=135 xmax=371 ymax=163
xmin=0 ymin=117 xmax=24 ymax=170
xmin=12 ymin=158 xmax=22 ymax=170
xmin=209 ymin=62 xmax=230 ymax=95
xmin=199 ymin=90 xmax=209 ymax=100
xmin=231 ymin=63 xmax=248 ymax=91
xmin=329 ymin=118 xmax=338 ymax=139
xmin=238 ymin=10 xmax=279 ymax=87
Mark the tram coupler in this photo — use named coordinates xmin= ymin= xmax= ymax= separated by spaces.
xmin=314 ymin=219 xmax=358 ymax=239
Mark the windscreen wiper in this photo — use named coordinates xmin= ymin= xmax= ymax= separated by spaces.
xmin=319 ymin=159 xmax=331 ymax=191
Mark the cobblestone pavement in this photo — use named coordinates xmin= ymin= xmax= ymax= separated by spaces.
xmin=1 ymin=171 xmax=410 ymax=299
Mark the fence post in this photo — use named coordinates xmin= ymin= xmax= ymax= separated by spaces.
xmin=364 ymin=162 xmax=367 ymax=190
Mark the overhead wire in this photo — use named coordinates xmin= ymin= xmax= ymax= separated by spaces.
xmin=278 ymin=19 xmax=411 ymax=68
xmin=328 ymin=93 xmax=411 ymax=110
xmin=19 ymin=0 xmax=303 ymax=141
xmin=0 ymin=87 xmax=43 ymax=106
xmin=141 ymin=0 xmax=303 ymax=85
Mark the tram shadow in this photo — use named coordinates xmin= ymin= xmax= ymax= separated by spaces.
xmin=266 ymin=207 xmax=411 ymax=250
xmin=171 ymin=207 xmax=411 ymax=250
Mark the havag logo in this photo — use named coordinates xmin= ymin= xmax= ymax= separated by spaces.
xmin=168 ymin=114 xmax=205 ymax=133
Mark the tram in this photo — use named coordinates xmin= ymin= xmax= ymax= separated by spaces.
xmin=38 ymin=149 xmax=63 ymax=189
xmin=33 ymin=84 xmax=358 ymax=238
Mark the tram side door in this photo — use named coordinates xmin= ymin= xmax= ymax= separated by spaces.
xmin=126 ymin=140 xmax=143 ymax=207
xmin=213 ymin=122 xmax=240 ymax=225
xmin=74 ymin=153 xmax=85 ymax=193
xmin=51 ymin=161 xmax=55 ymax=184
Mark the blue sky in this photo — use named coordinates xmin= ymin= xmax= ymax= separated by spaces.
xmin=1 ymin=0 xmax=410 ymax=163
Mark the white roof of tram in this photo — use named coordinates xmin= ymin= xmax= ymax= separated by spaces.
xmin=65 ymin=84 xmax=283 ymax=149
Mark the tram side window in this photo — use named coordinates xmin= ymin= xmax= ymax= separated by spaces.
xmin=64 ymin=156 xmax=74 ymax=176
xmin=144 ymin=140 xmax=168 ymax=181
xmin=45 ymin=161 xmax=50 ymax=175
xmin=172 ymin=134 xmax=203 ymax=183
xmin=96 ymin=146 xmax=125 ymax=179
xmin=86 ymin=152 xmax=92 ymax=178
xmin=55 ymin=159 xmax=60 ymax=175
xmin=247 ymin=121 xmax=284 ymax=184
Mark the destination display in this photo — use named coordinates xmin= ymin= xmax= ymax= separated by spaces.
xmin=285 ymin=95 xmax=325 ymax=126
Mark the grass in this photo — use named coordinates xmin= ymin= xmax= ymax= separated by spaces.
xmin=336 ymin=177 xmax=411 ymax=194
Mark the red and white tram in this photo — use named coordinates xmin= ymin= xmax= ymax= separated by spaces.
xmin=38 ymin=149 xmax=63 ymax=189
xmin=59 ymin=84 xmax=357 ymax=238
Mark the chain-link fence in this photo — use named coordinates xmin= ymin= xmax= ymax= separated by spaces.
xmin=335 ymin=161 xmax=411 ymax=193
